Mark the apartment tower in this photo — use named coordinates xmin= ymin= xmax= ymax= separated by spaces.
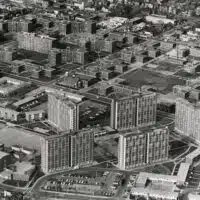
xmin=48 ymin=91 xmax=83 ymax=132
xmin=118 ymin=127 xmax=169 ymax=170
xmin=40 ymin=129 xmax=94 ymax=173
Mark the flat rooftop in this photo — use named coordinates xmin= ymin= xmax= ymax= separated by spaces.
xmin=131 ymin=172 xmax=179 ymax=199
xmin=136 ymin=172 xmax=177 ymax=184
xmin=177 ymin=163 xmax=190 ymax=184
xmin=119 ymin=125 xmax=167 ymax=137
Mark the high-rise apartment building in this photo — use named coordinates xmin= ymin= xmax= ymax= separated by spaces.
xmin=58 ymin=21 xmax=72 ymax=35
xmin=0 ymin=21 xmax=8 ymax=32
xmin=70 ymin=129 xmax=94 ymax=167
xmin=71 ymin=21 xmax=85 ymax=33
xmin=121 ymin=49 xmax=134 ymax=63
xmin=40 ymin=128 xmax=94 ymax=173
xmin=48 ymin=91 xmax=84 ymax=132
xmin=110 ymin=89 xmax=157 ymax=130
xmin=17 ymin=32 xmax=57 ymax=54
xmin=7 ymin=20 xmax=33 ymax=32
xmin=175 ymin=97 xmax=200 ymax=141
xmin=40 ymin=133 xmax=70 ymax=173
xmin=0 ymin=49 xmax=17 ymax=62
xmin=58 ymin=20 xmax=96 ymax=35
xmin=48 ymin=48 xmax=62 ymax=67
xmin=136 ymin=92 xmax=157 ymax=127
xmin=118 ymin=127 xmax=169 ymax=170
xmin=84 ymin=21 xmax=96 ymax=34
xmin=103 ymin=39 xmax=116 ymax=53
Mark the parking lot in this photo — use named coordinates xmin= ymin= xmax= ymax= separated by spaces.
xmin=42 ymin=170 xmax=125 ymax=198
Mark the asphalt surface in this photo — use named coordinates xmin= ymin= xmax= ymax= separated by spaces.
xmin=27 ymin=167 xmax=128 ymax=200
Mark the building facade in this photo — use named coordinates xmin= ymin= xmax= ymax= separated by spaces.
xmin=48 ymin=92 xmax=83 ymax=132
xmin=7 ymin=20 xmax=33 ymax=32
xmin=58 ymin=20 xmax=96 ymax=35
xmin=17 ymin=33 xmax=57 ymax=54
xmin=175 ymin=98 xmax=200 ymax=141
xmin=40 ymin=129 xmax=94 ymax=173
xmin=118 ymin=127 xmax=169 ymax=170
xmin=61 ymin=47 xmax=87 ymax=65
xmin=40 ymin=133 xmax=71 ymax=173
xmin=70 ymin=129 xmax=94 ymax=167
xmin=111 ymin=91 xmax=157 ymax=130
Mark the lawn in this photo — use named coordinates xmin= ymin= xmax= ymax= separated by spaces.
xmin=162 ymin=162 xmax=175 ymax=173
xmin=156 ymin=61 xmax=183 ymax=73
xmin=121 ymin=69 xmax=186 ymax=94
xmin=144 ymin=164 xmax=171 ymax=175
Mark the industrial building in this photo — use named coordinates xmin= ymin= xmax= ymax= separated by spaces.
xmin=0 ymin=49 xmax=17 ymax=63
xmin=48 ymin=48 xmax=62 ymax=67
xmin=118 ymin=126 xmax=169 ymax=170
xmin=48 ymin=91 xmax=84 ymax=132
xmin=40 ymin=128 xmax=94 ymax=173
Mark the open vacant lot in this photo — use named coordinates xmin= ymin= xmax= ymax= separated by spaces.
xmin=156 ymin=61 xmax=183 ymax=73
xmin=122 ymin=69 xmax=186 ymax=94
xmin=0 ymin=127 xmax=41 ymax=151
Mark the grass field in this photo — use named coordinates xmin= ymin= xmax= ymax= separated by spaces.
xmin=0 ymin=127 xmax=41 ymax=151
xmin=121 ymin=69 xmax=186 ymax=94
xmin=156 ymin=61 xmax=183 ymax=73
xmin=144 ymin=164 xmax=170 ymax=175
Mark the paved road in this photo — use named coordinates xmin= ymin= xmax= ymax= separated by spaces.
xmin=0 ymin=182 xmax=27 ymax=193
